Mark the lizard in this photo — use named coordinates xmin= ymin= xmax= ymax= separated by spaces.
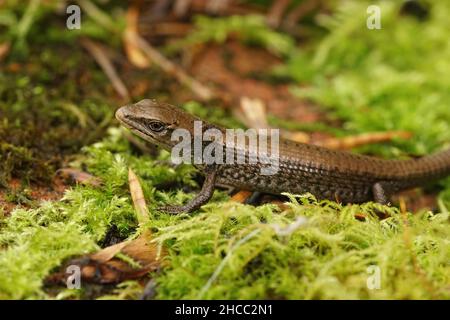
xmin=116 ymin=99 xmax=450 ymax=214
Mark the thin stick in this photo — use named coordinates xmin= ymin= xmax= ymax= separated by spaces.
xmin=266 ymin=0 xmax=291 ymax=28
xmin=174 ymin=0 xmax=191 ymax=17
xmin=315 ymin=131 xmax=412 ymax=150
xmin=206 ymin=0 xmax=232 ymax=14
xmin=133 ymin=34 xmax=215 ymax=101
xmin=284 ymin=0 xmax=320 ymax=28
xmin=81 ymin=37 xmax=130 ymax=100
xmin=77 ymin=0 xmax=118 ymax=33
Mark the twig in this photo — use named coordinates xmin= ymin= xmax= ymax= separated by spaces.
xmin=314 ymin=131 xmax=412 ymax=150
xmin=150 ymin=23 xmax=192 ymax=37
xmin=81 ymin=37 xmax=130 ymax=100
xmin=174 ymin=0 xmax=191 ymax=17
xmin=133 ymin=34 xmax=215 ymax=101
xmin=281 ymin=130 xmax=310 ymax=143
xmin=206 ymin=0 xmax=232 ymax=14
xmin=284 ymin=0 xmax=320 ymax=28
xmin=77 ymin=0 xmax=118 ymax=33
xmin=266 ymin=0 xmax=291 ymax=28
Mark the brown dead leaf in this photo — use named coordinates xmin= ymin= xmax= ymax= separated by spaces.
xmin=54 ymin=168 xmax=103 ymax=187
xmin=46 ymin=168 xmax=166 ymax=286
xmin=190 ymin=42 xmax=324 ymax=122
xmin=46 ymin=232 xmax=164 ymax=285
xmin=231 ymin=190 xmax=253 ymax=203
xmin=354 ymin=213 xmax=367 ymax=221
xmin=238 ymin=97 xmax=269 ymax=129
xmin=128 ymin=168 xmax=150 ymax=226
xmin=123 ymin=1 xmax=151 ymax=69
xmin=270 ymin=200 xmax=290 ymax=212
xmin=90 ymin=241 xmax=130 ymax=263
xmin=0 ymin=41 xmax=10 ymax=61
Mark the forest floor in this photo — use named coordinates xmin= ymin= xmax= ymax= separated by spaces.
xmin=0 ymin=0 xmax=449 ymax=299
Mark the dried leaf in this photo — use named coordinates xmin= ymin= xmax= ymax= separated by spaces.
xmin=282 ymin=130 xmax=310 ymax=143
xmin=46 ymin=169 xmax=167 ymax=285
xmin=55 ymin=168 xmax=103 ymax=187
xmin=128 ymin=168 xmax=150 ymax=226
xmin=123 ymin=3 xmax=150 ymax=68
xmin=239 ymin=96 xmax=269 ymax=129
xmin=90 ymin=241 xmax=130 ymax=263
xmin=231 ymin=190 xmax=253 ymax=203
xmin=46 ymin=232 xmax=165 ymax=285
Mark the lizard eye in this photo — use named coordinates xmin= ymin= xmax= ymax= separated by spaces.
xmin=146 ymin=120 xmax=166 ymax=132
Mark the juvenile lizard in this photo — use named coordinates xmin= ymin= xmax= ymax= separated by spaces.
xmin=116 ymin=99 xmax=450 ymax=213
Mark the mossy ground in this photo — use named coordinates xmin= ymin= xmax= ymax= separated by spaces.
xmin=0 ymin=0 xmax=449 ymax=299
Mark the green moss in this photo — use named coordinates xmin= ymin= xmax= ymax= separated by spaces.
xmin=0 ymin=0 xmax=126 ymax=187
xmin=279 ymin=1 xmax=450 ymax=158
xmin=0 ymin=0 xmax=449 ymax=300
xmin=167 ymin=14 xmax=296 ymax=57
xmin=150 ymin=195 xmax=449 ymax=299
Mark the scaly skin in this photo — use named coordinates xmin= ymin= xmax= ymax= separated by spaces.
xmin=116 ymin=99 xmax=450 ymax=213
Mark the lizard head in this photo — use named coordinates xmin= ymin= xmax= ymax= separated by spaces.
xmin=115 ymin=99 xmax=201 ymax=151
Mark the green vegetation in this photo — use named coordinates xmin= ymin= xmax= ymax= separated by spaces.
xmin=169 ymin=15 xmax=296 ymax=57
xmin=278 ymin=1 xmax=450 ymax=157
xmin=0 ymin=0 xmax=449 ymax=299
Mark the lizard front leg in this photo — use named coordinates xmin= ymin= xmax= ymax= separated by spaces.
xmin=158 ymin=165 xmax=217 ymax=214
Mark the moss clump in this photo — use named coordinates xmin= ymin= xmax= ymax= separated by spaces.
xmin=153 ymin=196 xmax=450 ymax=299
xmin=0 ymin=128 xmax=199 ymax=299
xmin=0 ymin=0 xmax=126 ymax=187
xmin=0 ymin=47 xmax=115 ymax=186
